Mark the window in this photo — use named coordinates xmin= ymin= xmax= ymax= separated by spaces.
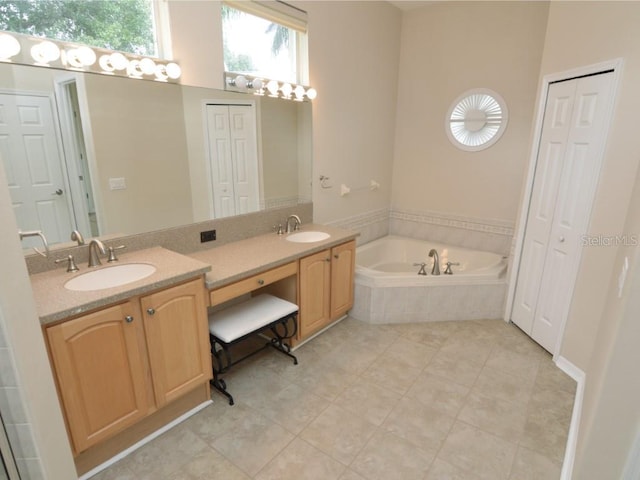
xmin=0 ymin=0 xmax=160 ymax=57
xmin=222 ymin=1 xmax=308 ymax=85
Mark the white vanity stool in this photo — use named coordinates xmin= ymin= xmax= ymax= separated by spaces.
xmin=208 ymin=294 xmax=299 ymax=405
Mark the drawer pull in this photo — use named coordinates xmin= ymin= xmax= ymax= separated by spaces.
xmin=125 ymin=315 xmax=134 ymax=323
xmin=147 ymin=308 xmax=155 ymax=315
xmin=257 ymin=279 xmax=265 ymax=285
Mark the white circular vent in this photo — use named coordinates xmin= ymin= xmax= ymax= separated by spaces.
xmin=446 ymin=89 xmax=508 ymax=151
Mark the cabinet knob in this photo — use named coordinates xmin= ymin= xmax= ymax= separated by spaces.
xmin=325 ymin=258 xmax=331 ymax=262
xmin=257 ymin=279 xmax=265 ymax=285
xmin=146 ymin=308 xmax=155 ymax=315
xmin=334 ymin=254 xmax=339 ymax=259
xmin=125 ymin=315 xmax=134 ymax=323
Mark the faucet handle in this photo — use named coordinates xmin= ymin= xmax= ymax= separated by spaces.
xmin=55 ymin=255 xmax=79 ymax=273
xmin=273 ymin=224 xmax=285 ymax=235
xmin=444 ymin=261 xmax=460 ymax=275
xmin=107 ymin=245 xmax=126 ymax=263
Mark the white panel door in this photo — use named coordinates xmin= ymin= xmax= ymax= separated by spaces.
xmin=512 ymin=72 xmax=614 ymax=352
xmin=205 ymin=104 xmax=259 ymax=219
xmin=228 ymin=106 xmax=259 ymax=215
xmin=0 ymin=93 xmax=73 ymax=246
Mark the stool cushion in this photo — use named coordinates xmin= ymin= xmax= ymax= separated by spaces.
xmin=208 ymin=294 xmax=298 ymax=343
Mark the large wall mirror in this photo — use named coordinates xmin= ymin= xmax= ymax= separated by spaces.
xmin=0 ymin=62 xmax=312 ymax=252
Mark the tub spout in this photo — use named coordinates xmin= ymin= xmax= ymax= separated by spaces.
xmin=428 ymin=249 xmax=440 ymax=275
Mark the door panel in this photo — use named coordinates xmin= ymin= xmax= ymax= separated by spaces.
xmin=512 ymin=72 xmax=615 ymax=352
xmin=0 ymin=93 xmax=73 ymax=245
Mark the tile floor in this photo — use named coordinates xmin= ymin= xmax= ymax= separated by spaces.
xmin=91 ymin=317 xmax=576 ymax=480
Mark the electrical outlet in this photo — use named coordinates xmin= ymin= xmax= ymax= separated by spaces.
xmin=200 ymin=230 xmax=216 ymax=243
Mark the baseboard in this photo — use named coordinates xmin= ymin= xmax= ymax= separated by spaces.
xmin=555 ymin=356 xmax=586 ymax=480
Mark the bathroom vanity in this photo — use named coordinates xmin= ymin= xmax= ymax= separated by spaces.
xmin=29 ymin=224 xmax=357 ymax=475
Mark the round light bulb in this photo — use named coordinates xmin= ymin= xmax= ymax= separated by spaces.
xmin=139 ymin=57 xmax=156 ymax=75
xmin=280 ymin=83 xmax=293 ymax=98
xmin=31 ymin=41 xmax=60 ymax=64
xmin=165 ymin=62 xmax=181 ymax=79
xmin=266 ymin=80 xmax=279 ymax=97
xmin=293 ymin=85 xmax=305 ymax=101
xmin=155 ymin=64 xmax=168 ymax=81
xmin=76 ymin=46 xmax=96 ymax=66
xmin=99 ymin=54 xmax=114 ymax=72
xmin=109 ymin=52 xmax=128 ymax=70
xmin=250 ymin=78 xmax=263 ymax=90
xmin=234 ymin=75 xmax=248 ymax=89
xmin=127 ymin=60 xmax=143 ymax=78
xmin=0 ymin=33 xmax=21 ymax=60
xmin=305 ymin=88 xmax=317 ymax=100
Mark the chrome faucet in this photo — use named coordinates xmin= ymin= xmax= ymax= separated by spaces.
xmin=88 ymin=239 xmax=106 ymax=267
xmin=428 ymin=249 xmax=440 ymax=275
xmin=286 ymin=214 xmax=301 ymax=233
xmin=71 ymin=230 xmax=85 ymax=245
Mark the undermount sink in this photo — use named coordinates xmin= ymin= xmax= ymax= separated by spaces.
xmin=286 ymin=231 xmax=330 ymax=243
xmin=64 ymin=263 xmax=157 ymax=291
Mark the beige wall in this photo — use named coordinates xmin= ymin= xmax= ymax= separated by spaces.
xmin=536 ymin=2 xmax=640 ymax=477
xmin=392 ymin=1 xmax=548 ymax=223
xmin=83 ymin=74 xmax=193 ymax=235
xmin=303 ymin=0 xmax=401 ymax=223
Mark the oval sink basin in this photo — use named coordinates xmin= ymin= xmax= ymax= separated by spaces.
xmin=286 ymin=231 xmax=330 ymax=243
xmin=64 ymin=263 xmax=157 ymax=291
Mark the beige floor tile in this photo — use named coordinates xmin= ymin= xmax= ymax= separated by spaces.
xmin=519 ymin=408 xmax=570 ymax=464
xmin=384 ymin=336 xmax=438 ymax=368
xmin=457 ymin=392 xmax=528 ymax=442
xmin=290 ymin=361 xmax=358 ymax=401
xmin=89 ymin=460 xmax=137 ymax=480
xmin=406 ymin=371 xmax=470 ymax=418
xmin=254 ymin=438 xmax=345 ymax=480
xmin=360 ymin=355 xmax=423 ymax=395
xmin=381 ymin=396 xmax=455 ymax=455
xmin=209 ymin=409 xmax=294 ymax=476
xmin=166 ymin=448 xmax=251 ymax=480
xmin=439 ymin=336 xmax=494 ymax=364
xmin=437 ymin=421 xmax=518 ymax=480
xmin=425 ymin=458 xmax=483 ymax=480
xmin=252 ymin=382 xmax=330 ymax=435
xmin=184 ymin=401 xmax=255 ymax=444
xmin=534 ymin=359 xmax=577 ymax=394
xmin=395 ymin=321 xmax=461 ymax=349
xmin=472 ymin=366 xmax=536 ymax=405
xmin=351 ymin=430 xmax=434 ymax=480
xmin=484 ymin=345 xmax=542 ymax=382
xmin=338 ymin=469 xmax=368 ymax=480
xmin=324 ymin=342 xmax=381 ymax=375
xmin=424 ymin=350 xmax=484 ymax=387
xmin=299 ymin=403 xmax=376 ymax=465
xmin=333 ymin=378 xmax=402 ymax=426
xmin=508 ymin=446 xmax=562 ymax=480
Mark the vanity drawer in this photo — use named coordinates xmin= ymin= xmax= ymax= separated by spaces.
xmin=209 ymin=261 xmax=298 ymax=306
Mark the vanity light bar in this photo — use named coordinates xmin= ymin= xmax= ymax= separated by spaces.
xmin=0 ymin=31 xmax=181 ymax=82
xmin=224 ymin=72 xmax=317 ymax=102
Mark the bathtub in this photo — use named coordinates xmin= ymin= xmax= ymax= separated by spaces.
xmin=351 ymin=235 xmax=508 ymax=324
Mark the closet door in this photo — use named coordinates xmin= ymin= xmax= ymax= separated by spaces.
xmin=512 ymin=72 xmax=614 ymax=353
xmin=205 ymin=104 xmax=259 ymax=218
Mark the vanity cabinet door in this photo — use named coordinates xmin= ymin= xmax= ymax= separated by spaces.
xmin=330 ymin=240 xmax=356 ymax=320
xmin=46 ymin=301 xmax=151 ymax=454
xmin=141 ymin=279 xmax=211 ymax=407
xmin=298 ymin=249 xmax=332 ymax=338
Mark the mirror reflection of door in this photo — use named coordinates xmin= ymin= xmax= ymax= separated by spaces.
xmin=205 ymin=103 xmax=260 ymax=218
xmin=0 ymin=92 xmax=74 ymax=248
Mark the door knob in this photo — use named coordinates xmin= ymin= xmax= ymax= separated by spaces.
xmin=52 ymin=189 xmax=63 ymax=196
xmin=558 ymin=236 xmax=565 ymax=243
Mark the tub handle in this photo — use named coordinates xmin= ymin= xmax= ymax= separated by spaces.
xmin=444 ymin=262 xmax=460 ymax=275
xmin=413 ymin=262 xmax=428 ymax=276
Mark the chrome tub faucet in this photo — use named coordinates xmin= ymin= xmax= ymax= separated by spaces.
xmin=429 ymin=249 xmax=440 ymax=275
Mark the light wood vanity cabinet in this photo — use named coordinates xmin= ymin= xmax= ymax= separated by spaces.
xmin=46 ymin=301 xmax=151 ymax=453
xmin=46 ymin=278 xmax=210 ymax=455
xmin=299 ymin=240 xmax=356 ymax=339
